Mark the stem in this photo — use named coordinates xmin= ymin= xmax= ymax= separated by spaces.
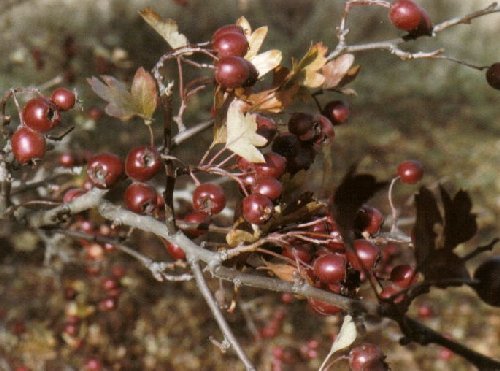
xmin=190 ymin=260 xmax=256 ymax=371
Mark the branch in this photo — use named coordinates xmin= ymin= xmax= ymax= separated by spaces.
xmin=190 ymin=260 xmax=255 ymax=371
xmin=432 ymin=2 xmax=500 ymax=34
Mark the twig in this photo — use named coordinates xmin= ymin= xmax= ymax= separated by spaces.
xmin=190 ymin=260 xmax=255 ymax=371
xmin=432 ymin=2 xmax=500 ymax=34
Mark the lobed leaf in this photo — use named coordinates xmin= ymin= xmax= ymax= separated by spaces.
xmin=249 ymin=49 xmax=282 ymax=78
xmin=139 ymin=8 xmax=189 ymax=49
xmin=322 ymin=53 xmax=360 ymax=89
xmin=87 ymin=75 xmax=136 ymax=121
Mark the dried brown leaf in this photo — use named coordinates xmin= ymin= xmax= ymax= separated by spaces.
xmin=139 ymin=8 xmax=188 ymax=49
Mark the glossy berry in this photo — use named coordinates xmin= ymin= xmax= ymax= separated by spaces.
xmin=87 ymin=153 xmax=123 ymax=188
xmin=182 ymin=211 xmax=210 ymax=237
xmin=125 ymin=146 xmax=162 ymax=181
xmin=124 ymin=182 xmax=157 ymax=214
xmin=322 ymin=100 xmax=350 ymax=125
xmin=314 ymin=114 xmax=335 ymax=144
xmin=313 ymin=253 xmax=346 ymax=284
xmin=282 ymin=243 xmax=313 ymax=264
xmin=473 ymin=256 xmax=500 ymax=307
xmin=212 ymin=31 xmax=249 ymax=57
xmin=162 ymin=239 xmax=186 ymax=260
xmin=354 ymin=205 xmax=384 ymax=235
xmin=349 ymin=343 xmax=386 ymax=371
xmin=347 ymin=240 xmax=380 ymax=271
xmin=397 ymin=159 xmax=424 ymax=184
xmin=212 ymin=24 xmax=245 ymax=42
xmin=22 ymin=97 xmax=61 ymax=132
xmin=242 ymin=194 xmax=273 ymax=224
xmin=389 ymin=0 xmax=432 ymax=36
xmin=50 ymin=87 xmax=76 ymax=111
xmin=288 ymin=112 xmax=314 ymax=136
xmin=252 ymin=176 xmax=283 ymax=200
xmin=256 ymin=115 xmax=277 ymax=143
xmin=380 ymin=284 xmax=405 ymax=303
xmin=486 ymin=63 xmax=500 ymax=90
xmin=390 ymin=264 xmax=416 ymax=288
xmin=253 ymin=152 xmax=287 ymax=179
xmin=11 ymin=127 xmax=46 ymax=165
xmin=215 ymin=56 xmax=252 ymax=89
xmin=192 ymin=183 xmax=226 ymax=215
xmin=308 ymin=297 xmax=342 ymax=315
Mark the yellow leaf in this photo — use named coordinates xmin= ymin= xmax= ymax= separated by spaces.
xmin=245 ymin=26 xmax=268 ymax=59
xmin=249 ymin=49 xmax=282 ymax=78
xmin=225 ymin=100 xmax=267 ymax=162
xmin=262 ymin=262 xmax=298 ymax=282
xmin=131 ymin=67 xmax=158 ymax=120
xmin=140 ymin=8 xmax=189 ymax=49
xmin=236 ymin=16 xmax=252 ymax=36
xmin=226 ymin=228 xmax=259 ymax=247
xmin=321 ymin=53 xmax=355 ymax=89
xmin=303 ymin=43 xmax=327 ymax=88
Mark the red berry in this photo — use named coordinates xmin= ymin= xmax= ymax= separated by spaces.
xmin=397 ymin=159 xmax=424 ymax=184
xmin=417 ymin=303 xmax=434 ymax=319
xmin=282 ymin=243 xmax=313 ymax=264
xmin=11 ymin=126 xmax=46 ymax=164
xmin=390 ymin=264 xmax=416 ymax=288
xmin=256 ymin=115 xmax=277 ymax=143
xmin=254 ymin=152 xmax=287 ymax=179
xmin=242 ymin=194 xmax=273 ymax=224
xmin=251 ymin=176 xmax=283 ymax=200
xmin=322 ymin=100 xmax=350 ymax=125
xmin=313 ymin=253 xmax=346 ymax=284
xmin=212 ymin=31 xmax=249 ymax=57
xmin=98 ymin=296 xmax=118 ymax=311
xmin=486 ymin=63 xmax=500 ymax=90
xmin=349 ymin=343 xmax=386 ymax=371
xmin=354 ymin=205 xmax=384 ymax=235
xmin=182 ymin=211 xmax=210 ymax=237
xmin=124 ymin=182 xmax=158 ymax=214
xmin=87 ymin=153 xmax=123 ymax=188
xmin=101 ymin=276 xmax=120 ymax=291
xmin=347 ymin=240 xmax=380 ymax=271
xmin=215 ymin=56 xmax=253 ymax=89
xmin=192 ymin=183 xmax=226 ymax=215
xmin=162 ymin=239 xmax=186 ymax=260
xmin=389 ymin=0 xmax=432 ymax=36
xmin=22 ymin=97 xmax=61 ymax=132
xmin=288 ymin=112 xmax=315 ymax=136
xmin=50 ymin=87 xmax=76 ymax=111
xmin=212 ymin=24 xmax=245 ymax=42
xmin=125 ymin=146 xmax=162 ymax=181
xmin=314 ymin=114 xmax=335 ymax=144
xmin=83 ymin=358 xmax=103 ymax=371
xmin=308 ymin=297 xmax=342 ymax=315
xmin=473 ymin=256 xmax=500 ymax=307
xmin=380 ymin=284 xmax=405 ymax=303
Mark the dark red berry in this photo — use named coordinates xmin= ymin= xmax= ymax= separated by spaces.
xmin=313 ymin=253 xmax=346 ymax=284
xmin=417 ymin=303 xmax=434 ymax=319
xmin=11 ymin=127 xmax=46 ymax=164
xmin=347 ymin=240 xmax=380 ymax=271
xmin=397 ymin=159 xmax=424 ymax=184
xmin=349 ymin=343 xmax=386 ymax=371
xmin=212 ymin=24 xmax=245 ymax=42
xmin=252 ymin=176 xmax=283 ymax=200
xmin=125 ymin=146 xmax=162 ymax=181
xmin=182 ymin=211 xmax=210 ymax=237
xmin=354 ymin=205 xmax=384 ymax=235
xmin=282 ymin=243 xmax=313 ymax=264
xmin=486 ymin=63 xmax=500 ymax=90
xmin=390 ymin=264 xmax=416 ymax=288
xmin=254 ymin=152 xmax=287 ymax=179
xmin=473 ymin=256 xmax=500 ymax=307
xmin=308 ymin=297 xmax=342 ymax=315
xmin=50 ymin=87 xmax=76 ymax=111
xmin=22 ymin=97 xmax=61 ymax=132
xmin=212 ymin=31 xmax=249 ymax=57
xmin=215 ymin=56 xmax=251 ymax=89
xmin=124 ymin=182 xmax=157 ymax=214
xmin=389 ymin=0 xmax=432 ymax=36
xmin=192 ymin=183 xmax=226 ymax=215
xmin=162 ymin=239 xmax=186 ymax=260
xmin=380 ymin=284 xmax=405 ymax=303
xmin=59 ymin=152 xmax=75 ymax=167
xmin=288 ymin=112 xmax=315 ymax=136
xmin=322 ymin=100 xmax=350 ymax=125
xmin=242 ymin=194 xmax=273 ymax=224
xmin=256 ymin=115 xmax=277 ymax=143
xmin=314 ymin=114 xmax=335 ymax=145
xmin=87 ymin=153 xmax=123 ymax=188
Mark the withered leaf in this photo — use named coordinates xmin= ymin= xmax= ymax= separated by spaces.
xmin=322 ymin=54 xmax=356 ymax=89
xmin=139 ymin=8 xmax=189 ymax=49
xmin=332 ymin=165 xmax=388 ymax=237
xmin=130 ymin=67 xmax=158 ymax=120
xmin=289 ymin=43 xmax=327 ymax=88
xmin=261 ymin=262 xmax=298 ymax=282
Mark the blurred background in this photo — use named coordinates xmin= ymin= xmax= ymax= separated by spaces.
xmin=0 ymin=0 xmax=498 ymax=370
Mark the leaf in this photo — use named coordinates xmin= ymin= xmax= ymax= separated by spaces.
xmin=131 ymin=67 xmax=158 ymax=120
xmin=87 ymin=75 xmax=136 ymax=121
xmin=249 ymin=49 xmax=282 ymax=78
xmin=139 ymin=8 xmax=189 ymax=49
xmin=319 ymin=315 xmax=357 ymax=371
xmin=322 ymin=54 xmax=355 ymax=89
xmin=245 ymin=26 xmax=268 ymax=59
xmin=291 ymin=43 xmax=328 ymax=88
xmin=439 ymin=186 xmax=477 ymax=250
xmin=332 ymin=165 xmax=388 ymax=238
xmin=225 ymin=100 xmax=267 ymax=162
xmin=413 ymin=187 xmax=443 ymax=268
xmin=226 ymin=228 xmax=259 ymax=247
xmin=261 ymin=262 xmax=298 ymax=282
xmin=235 ymin=16 xmax=252 ymax=36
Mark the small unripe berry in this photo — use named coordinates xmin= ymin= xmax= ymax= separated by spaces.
xmin=397 ymin=159 xmax=424 ymax=184
xmin=486 ymin=63 xmax=500 ymax=90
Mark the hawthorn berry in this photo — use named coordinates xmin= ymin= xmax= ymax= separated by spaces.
xmin=288 ymin=112 xmax=315 ymax=137
xmin=397 ymin=159 xmax=424 ymax=184
xmin=212 ymin=24 xmax=245 ymax=42
xmin=242 ymin=193 xmax=273 ymax=224
xmin=192 ymin=183 xmax=226 ymax=215
xmin=282 ymin=243 xmax=313 ymax=264
xmin=308 ymin=297 xmax=342 ymax=315
xmin=125 ymin=146 xmax=162 ymax=181
xmin=389 ymin=0 xmax=432 ymax=36
xmin=354 ymin=205 xmax=384 ymax=235
xmin=50 ymin=87 xmax=76 ymax=111
xmin=212 ymin=31 xmax=249 ymax=57
xmin=22 ymin=97 xmax=61 ymax=132
xmin=87 ymin=153 xmax=123 ymax=188
xmin=11 ymin=126 xmax=46 ymax=165
xmin=162 ymin=239 xmax=186 ymax=260
xmin=215 ymin=56 xmax=254 ymax=89
xmin=486 ymin=63 xmax=500 ymax=90
xmin=472 ymin=256 xmax=500 ymax=307
xmin=322 ymin=100 xmax=350 ymax=125
xmin=347 ymin=240 xmax=380 ymax=271
xmin=313 ymin=253 xmax=346 ymax=284
xmin=313 ymin=114 xmax=335 ymax=144
xmin=253 ymin=152 xmax=287 ymax=179
xmin=251 ymin=176 xmax=283 ymax=200
xmin=255 ymin=114 xmax=277 ymax=143
xmin=182 ymin=211 xmax=210 ymax=237
xmin=390 ymin=264 xmax=416 ymax=288
xmin=349 ymin=343 xmax=387 ymax=371
xmin=124 ymin=182 xmax=158 ymax=214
